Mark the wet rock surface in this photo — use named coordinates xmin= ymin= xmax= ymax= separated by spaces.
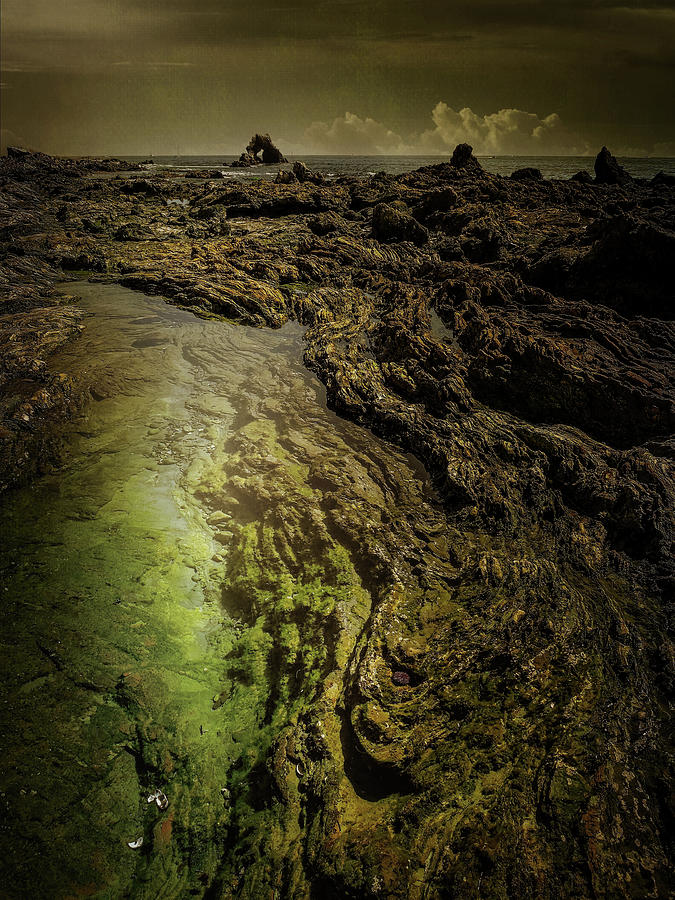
xmin=0 ymin=147 xmax=673 ymax=898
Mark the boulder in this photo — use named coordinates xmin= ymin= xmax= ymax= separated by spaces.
xmin=274 ymin=170 xmax=298 ymax=185
xmin=372 ymin=203 xmax=429 ymax=246
xmin=651 ymin=171 xmax=675 ymax=187
xmin=511 ymin=167 xmax=543 ymax=181
xmin=594 ymin=146 xmax=632 ymax=185
xmin=293 ymin=161 xmax=324 ymax=185
xmin=308 ymin=211 xmax=345 ymax=236
xmin=249 ymin=133 xmax=287 ymax=164
xmin=231 ymin=152 xmax=257 ymax=169
xmin=450 ymin=143 xmax=483 ymax=172
xmin=571 ymin=170 xmax=594 ymax=184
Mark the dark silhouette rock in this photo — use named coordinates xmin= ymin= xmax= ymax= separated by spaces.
xmin=292 ymin=160 xmax=325 ymax=185
xmin=511 ymin=167 xmax=543 ymax=181
xmin=231 ymin=151 xmax=257 ymax=168
xmin=450 ymin=143 xmax=483 ymax=172
xmin=274 ymin=169 xmax=298 ymax=185
xmin=651 ymin=171 xmax=675 ymax=187
xmin=231 ymin=133 xmax=287 ymax=167
xmin=571 ymin=170 xmax=594 ymax=184
xmin=594 ymin=146 xmax=632 ymax=185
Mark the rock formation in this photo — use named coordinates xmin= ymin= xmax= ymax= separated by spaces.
xmin=231 ymin=132 xmax=287 ymax=167
xmin=595 ymin=145 xmax=632 ymax=185
xmin=0 ymin=144 xmax=673 ymax=899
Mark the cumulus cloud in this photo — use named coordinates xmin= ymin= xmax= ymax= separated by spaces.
xmin=303 ymin=112 xmax=413 ymax=155
xmin=303 ymin=103 xmax=591 ymax=156
xmin=419 ymin=103 xmax=590 ymax=155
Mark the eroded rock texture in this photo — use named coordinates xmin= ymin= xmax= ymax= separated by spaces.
xmin=232 ymin=133 xmax=288 ymax=167
xmin=0 ymin=147 xmax=673 ymax=898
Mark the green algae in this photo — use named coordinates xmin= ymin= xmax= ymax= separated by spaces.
xmin=0 ymin=281 xmax=437 ymax=899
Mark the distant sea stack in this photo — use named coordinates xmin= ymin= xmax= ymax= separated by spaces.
xmin=231 ymin=133 xmax=287 ymax=167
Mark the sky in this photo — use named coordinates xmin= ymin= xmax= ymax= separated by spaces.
xmin=1 ymin=0 xmax=674 ymax=157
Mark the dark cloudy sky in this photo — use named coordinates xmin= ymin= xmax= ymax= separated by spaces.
xmin=2 ymin=0 xmax=674 ymax=156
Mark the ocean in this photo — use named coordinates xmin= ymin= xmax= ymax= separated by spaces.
xmin=122 ymin=154 xmax=675 ymax=181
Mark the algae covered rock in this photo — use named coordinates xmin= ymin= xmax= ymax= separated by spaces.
xmin=372 ymin=202 xmax=429 ymax=245
xmin=0 ymin=141 xmax=673 ymax=900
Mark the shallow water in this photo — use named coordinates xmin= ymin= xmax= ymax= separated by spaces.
xmin=0 ymin=281 xmax=433 ymax=898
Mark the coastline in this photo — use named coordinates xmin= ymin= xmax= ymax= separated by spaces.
xmin=0 ymin=145 xmax=673 ymax=898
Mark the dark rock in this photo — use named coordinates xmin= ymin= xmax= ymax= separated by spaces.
xmin=120 ymin=178 xmax=164 ymax=195
xmin=450 ymin=143 xmax=483 ymax=172
xmin=308 ymin=211 xmax=345 ymax=236
xmin=511 ymin=167 xmax=543 ymax=181
xmin=114 ymin=222 xmax=153 ymax=241
xmin=594 ymin=146 xmax=632 ymax=185
xmin=372 ymin=202 xmax=429 ymax=245
xmin=275 ymin=170 xmax=298 ymax=185
xmin=231 ymin=152 xmax=258 ymax=169
xmin=232 ymin=133 xmax=287 ymax=167
xmin=293 ymin=161 xmax=324 ymax=185
xmin=651 ymin=171 xmax=675 ymax=187
xmin=571 ymin=170 xmax=594 ymax=184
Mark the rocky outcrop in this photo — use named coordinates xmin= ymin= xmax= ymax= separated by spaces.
xmin=511 ymin=166 xmax=543 ymax=180
xmin=293 ymin=160 xmax=324 ymax=185
xmin=231 ymin=132 xmax=287 ymax=167
xmin=451 ymin=141 xmax=483 ymax=172
xmin=1 ymin=144 xmax=673 ymax=899
xmin=372 ymin=201 xmax=429 ymax=245
xmin=595 ymin=145 xmax=632 ymax=185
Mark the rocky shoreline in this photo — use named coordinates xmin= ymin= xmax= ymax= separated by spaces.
xmin=0 ymin=145 xmax=673 ymax=898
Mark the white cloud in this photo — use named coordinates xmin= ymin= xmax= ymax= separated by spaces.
xmin=303 ymin=103 xmax=591 ymax=156
xmin=419 ymin=103 xmax=590 ymax=156
xmin=303 ymin=111 xmax=413 ymax=155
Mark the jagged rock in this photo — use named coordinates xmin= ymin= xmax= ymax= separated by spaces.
xmin=114 ymin=222 xmax=154 ymax=241
xmin=120 ymin=178 xmax=164 ymax=195
xmin=652 ymin=171 xmax=675 ymax=187
xmin=571 ymin=170 xmax=594 ymax=183
xmin=372 ymin=202 xmax=429 ymax=245
xmin=450 ymin=142 xmax=483 ymax=172
xmin=292 ymin=161 xmax=324 ymax=185
xmin=594 ymin=146 xmax=632 ymax=185
xmin=274 ymin=169 xmax=297 ymax=185
xmin=308 ymin=211 xmax=345 ymax=236
xmin=231 ymin=151 xmax=258 ymax=168
xmin=231 ymin=133 xmax=287 ymax=167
